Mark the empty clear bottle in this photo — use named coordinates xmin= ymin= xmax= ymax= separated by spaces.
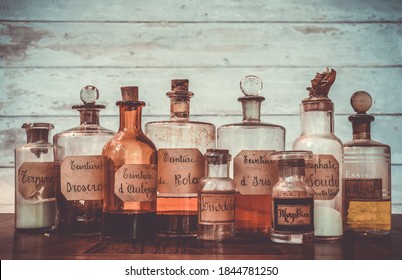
xmin=343 ymin=91 xmax=391 ymax=236
xmin=53 ymin=85 xmax=114 ymax=235
xmin=217 ymin=75 xmax=285 ymax=238
xmin=292 ymin=68 xmax=343 ymax=240
xmin=102 ymin=86 xmax=158 ymax=241
xmin=271 ymin=151 xmax=314 ymax=244
xmin=198 ymin=149 xmax=236 ymax=242
xmin=15 ymin=123 xmax=56 ymax=230
xmin=145 ymin=79 xmax=215 ymax=236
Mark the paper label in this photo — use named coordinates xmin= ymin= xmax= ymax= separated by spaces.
xmin=273 ymin=198 xmax=314 ymax=231
xmin=60 ymin=156 xmax=103 ymax=201
xmin=234 ymin=150 xmax=278 ymax=195
xmin=344 ymin=178 xmax=382 ymax=200
xmin=17 ymin=162 xmax=56 ymax=200
xmin=199 ymin=192 xmax=235 ymax=224
xmin=305 ymin=154 xmax=340 ymax=200
xmin=114 ymin=164 xmax=157 ymax=202
xmin=157 ymin=148 xmax=204 ymax=194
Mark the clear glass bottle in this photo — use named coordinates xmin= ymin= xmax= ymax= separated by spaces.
xmin=53 ymin=85 xmax=114 ymax=235
xmin=343 ymin=91 xmax=391 ymax=236
xmin=217 ymin=75 xmax=285 ymax=238
xmin=15 ymin=123 xmax=56 ymax=230
xmin=198 ymin=149 xmax=236 ymax=242
xmin=293 ymin=68 xmax=343 ymax=240
xmin=102 ymin=86 xmax=158 ymax=241
xmin=270 ymin=151 xmax=314 ymax=244
xmin=145 ymin=79 xmax=215 ymax=236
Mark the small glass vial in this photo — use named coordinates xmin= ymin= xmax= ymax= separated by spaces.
xmin=102 ymin=86 xmax=158 ymax=241
xmin=15 ymin=123 xmax=56 ymax=230
xmin=343 ymin=91 xmax=391 ymax=236
xmin=53 ymin=85 xmax=114 ymax=235
xmin=271 ymin=151 xmax=314 ymax=244
xmin=217 ymin=75 xmax=285 ymax=238
xmin=293 ymin=68 xmax=343 ymax=240
xmin=198 ymin=149 xmax=236 ymax=242
xmin=145 ymin=79 xmax=215 ymax=236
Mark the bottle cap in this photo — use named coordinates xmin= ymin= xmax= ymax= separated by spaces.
xmin=271 ymin=151 xmax=313 ymax=167
xmin=80 ymin=85 xmax=99 ymax=104
xmin=351 ymin=91 xmax=372 ymax=114
xmin=240 ymin=75 xmax=263 ymax=96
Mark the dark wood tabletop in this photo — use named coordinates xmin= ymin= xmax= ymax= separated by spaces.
xmin=1 ymin=214 xmax=401 ymax=260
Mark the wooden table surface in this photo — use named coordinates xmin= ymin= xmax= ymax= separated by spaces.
xmin=1 ymin=214 xmax=401 ymax=260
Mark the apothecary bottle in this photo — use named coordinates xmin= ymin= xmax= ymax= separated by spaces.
xmin=271 ymin=151 xmax=314 ymax=244
xmin=343 ymin=91 xmax=391 ymax=236
xmin=292 ymin=68 xmax=343 ymax=240
xmin=15 ymin=123 xmax=56 ymax=230
xmin=102 ymin=86 xmax=158 ymax=241
xmin=145 ymin=79 xmax=215 ymax=236
xmin=53 ymin=85 xmax=114 ymax=235
xmin=198 ymin=149 xmax=236 ymax=242
xmin=217 ymin=75 xmax=285 ymax=238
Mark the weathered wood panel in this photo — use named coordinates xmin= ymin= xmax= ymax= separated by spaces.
xmin=1 ymin=68 xmax=401 ymax=116
xmin=1 ymin=22 xmax=400 ymax=67
xmin=0 ymin=0 xmax=401 ymax=22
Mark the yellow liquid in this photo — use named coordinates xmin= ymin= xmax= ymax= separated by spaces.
xmin=346 ymin=199 xmax=391 ymax=236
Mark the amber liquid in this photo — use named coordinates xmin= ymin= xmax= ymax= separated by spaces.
xmin=157 ymin=196 xmax=198 ymax=236
xmin=235 ymin=193 xmax=272 ymax=238
xmin=345 ymin=199 xmax=391 ymax=236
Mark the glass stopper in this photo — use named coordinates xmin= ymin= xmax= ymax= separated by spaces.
xmin=351 ymin=91 xmax=372 ymax=114
xmin=240 ymin=75 xmax=263 ymax=96
xmin=80 ymin=85 xmax=99 ymax=104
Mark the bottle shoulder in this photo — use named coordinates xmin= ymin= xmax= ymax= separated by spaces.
xmin=54 ymin=125 xmax=115 ymax=138
xmin=343 ymin=139 xmax=390 ymax=150
xmin=218 ymin=121 xmax=285 ymax=131
xmin=103 ymin=131 xmax=157 ymax=153
xmin=146 ymin=120 xmax=215 ymax=130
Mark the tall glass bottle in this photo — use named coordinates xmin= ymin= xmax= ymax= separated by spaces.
xmin=293 ymin=68 xmax=343 ymax=240
xmin=102 ymin=86 xmax=158 ymax=241
xmin=15 ymin=123 xmax=56 ymax=230
xmin=198 ymin=149 xmax=236 ymax=242
xmin=53 ymin=85 xmax=114 ymax=235
xmin=343 ymin=91 xmax=391 ymax=236
xmin=145 ymin=79 xmax=215 ymax=236
xmin=217 ymin=75 xmax=285 ymax=238
xmin=270 ymin=151 xmax=314 ymax=244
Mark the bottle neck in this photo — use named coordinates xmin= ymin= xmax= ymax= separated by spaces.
xmin=79 ymin=109 xmax=100 ymax=125
xmin=26 ymin=129 xmax=50 ymax=143
xmin=352 ymin=122 xmax=371 ymax=140
xmin=279 ymin=166 xmax=305 ymax=179
xmin=118 ymin=103 xmax=143 ymax=132
xmin=170 ymin=97 xmax=191 ymax=121
xmin=300 ymin=108 xmax=333 ymax=135
xmin=206 ymin=163 xmax=230 ymax=178
xmin=242 ymin=100 xmax=262 ymax=122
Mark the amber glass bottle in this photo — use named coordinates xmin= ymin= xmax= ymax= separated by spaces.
xmin=102 ymin=86 xmax=158 ymax=241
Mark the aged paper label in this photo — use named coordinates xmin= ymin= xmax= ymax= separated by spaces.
xmin=234 ymin=150 xmax=278 ymax=195
xmin=344 ymin=178 xmax=382 ymax=200
xmin=274 ymin=198 xmax=313 ymax=229
xmin=18 ymin=162 xmax=56 ymax=200
xmin=60 ymin=156 xmax=103 ymax=201
xmin=199 ymin=192 xmax=235 ymax=224
xmin=114 ymin=164 xmax=157 ymax=202
xmin=305 ymin=154 xmax=339 ymax=200
xmin=157 ymin=148 xmax=204 ymax=194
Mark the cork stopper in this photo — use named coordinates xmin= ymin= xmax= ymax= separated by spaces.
xmin=171 ymin=79 xmax=189 ymax=91
xmin=72 ymin=85 xmax=105 ymax=110
xmin=22 ymin=122 xmax=54 ymax=144
xmin=121 ymin=86 xmax=139 ymax=101
xmin=238 ymin=75 xmax=265 ymax=102
xmin=302 ymin=68 xmax=336 ymax=111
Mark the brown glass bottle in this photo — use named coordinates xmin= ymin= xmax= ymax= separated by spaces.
xmin=102 ymin=86 xmax=158 ymax=241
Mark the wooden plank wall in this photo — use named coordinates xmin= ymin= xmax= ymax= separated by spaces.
xmin=0 ymin=0 xmax=401 ymax=213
